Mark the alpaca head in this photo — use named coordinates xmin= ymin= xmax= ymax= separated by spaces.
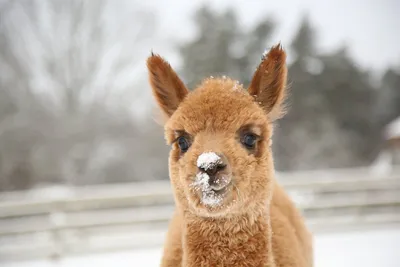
xmin=147 ymin=44 xmax=287 ymax=217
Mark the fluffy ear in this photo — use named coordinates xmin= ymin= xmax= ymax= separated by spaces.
xmin=146 ymin=53 xmax=189 ymax=118
xmin=248 ymin=44 xmax=288 ymax=120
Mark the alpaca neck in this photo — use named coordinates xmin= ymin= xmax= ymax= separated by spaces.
xmin=182 ymin=207 xmax=274 ymax=267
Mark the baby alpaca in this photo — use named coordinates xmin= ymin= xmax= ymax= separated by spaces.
xmin=146 ymin=44 xmax=313 ymax=267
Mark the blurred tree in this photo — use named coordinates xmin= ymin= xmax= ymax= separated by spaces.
xmin=272 ymin=16 xmax=341 ymax=170
xmin=0 ymin=0 xmax=155 ymax=114
xmin=274 ymin=16 xmax=380 ymax=170
xmin=318 ymin=47 xmax=380 ymax=165
xmin=290 ymin=16 xmax=316 ymax=60
xmin=375 ymin=67 xmax=400 ymax=129
xmin=0 ymin=0 xmax=167 ymax=191
xmin=179 ymin=6 xmax=275 ymax=88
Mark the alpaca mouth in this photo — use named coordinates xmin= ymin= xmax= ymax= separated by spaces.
xmin=210 ymin=182 xmax=230 ymax=194
xmin=191 ymin=172 xmax=231 ymax=207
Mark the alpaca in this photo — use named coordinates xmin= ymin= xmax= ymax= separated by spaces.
xmin=146 ymin=44 xmax=313 ymax=267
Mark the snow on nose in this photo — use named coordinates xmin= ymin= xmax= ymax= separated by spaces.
xmin=197 ymin=152 xmax=222 ymax=171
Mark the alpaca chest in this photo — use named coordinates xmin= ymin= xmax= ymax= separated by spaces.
xmin=183 ymin=223 xmax=272 ymax=267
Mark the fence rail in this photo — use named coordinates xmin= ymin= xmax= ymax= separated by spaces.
xmin=0 ymin=166 xmax=399 ymax=262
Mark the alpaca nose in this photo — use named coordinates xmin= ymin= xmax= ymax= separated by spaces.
xmin=198 ymin=162 xmax=226 ymax=176
xmin=197 ymin=152 xmax=227 ymax=176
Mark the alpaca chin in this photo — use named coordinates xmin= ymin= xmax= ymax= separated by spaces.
xmin=188 ymin=172 xmax=235 ymax=216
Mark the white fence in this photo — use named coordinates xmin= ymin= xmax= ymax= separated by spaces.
xmin=0 ymin=166 xmax=399 ymax=262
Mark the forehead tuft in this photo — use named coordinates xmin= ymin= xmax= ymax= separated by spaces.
xmin=202 ymin=77 xmax=245 ymax=92
xmin=166 ymin=77 xmax=267 ymax=134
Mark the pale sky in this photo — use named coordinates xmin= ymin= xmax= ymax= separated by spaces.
xmin=14 ymin=0 xmax=396 ymax=118
xmin=138 ymin=0 xmax=400 ymax=73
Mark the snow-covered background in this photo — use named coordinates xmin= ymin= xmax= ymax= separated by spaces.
xmin=1 ymin=0 xmax=400 ymax=266
xmin=3 ymin=227 xmax=400 ymax=267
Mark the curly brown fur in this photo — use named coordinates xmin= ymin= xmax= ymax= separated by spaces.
xmin=146 ymin=44 xmax=313 ymax=267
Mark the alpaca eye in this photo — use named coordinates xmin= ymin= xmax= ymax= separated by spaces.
xmin=241 ymin=133 xmax=257 ymax=149
xmin=177 ymin=136 xmax=190 ymax=153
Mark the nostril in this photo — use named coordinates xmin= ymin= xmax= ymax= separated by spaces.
xmin=198 ymin=166 xmax=206 ymax=174
xmin=216 ymin=164 xmax=226 ymax=172
xmin=198 ymin=163 xmax=226 ymax=176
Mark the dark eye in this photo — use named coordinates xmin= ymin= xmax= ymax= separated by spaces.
xmin=241 ymin=133 xmax=257 ymax=149
xmin=177 ymin=136 xmax=190 ymax=153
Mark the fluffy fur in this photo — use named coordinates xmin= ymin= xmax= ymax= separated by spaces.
xmin=146 ymin=44 xmax=313 ymax=267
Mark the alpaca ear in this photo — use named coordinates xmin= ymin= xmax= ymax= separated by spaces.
xmin=248 ymin=44 xmax=288 ymax=120
xmin=146 ymin=53 xmax=189 ymax=118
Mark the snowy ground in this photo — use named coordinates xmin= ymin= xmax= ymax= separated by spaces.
xmin=3 ymin=226 xmax=400 ymax=267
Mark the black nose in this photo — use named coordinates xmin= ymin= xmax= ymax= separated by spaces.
xmin=197 ymin=152 xmax=228 ymax=176
xmin=198 ymin=162 xmax=226 ymax=176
